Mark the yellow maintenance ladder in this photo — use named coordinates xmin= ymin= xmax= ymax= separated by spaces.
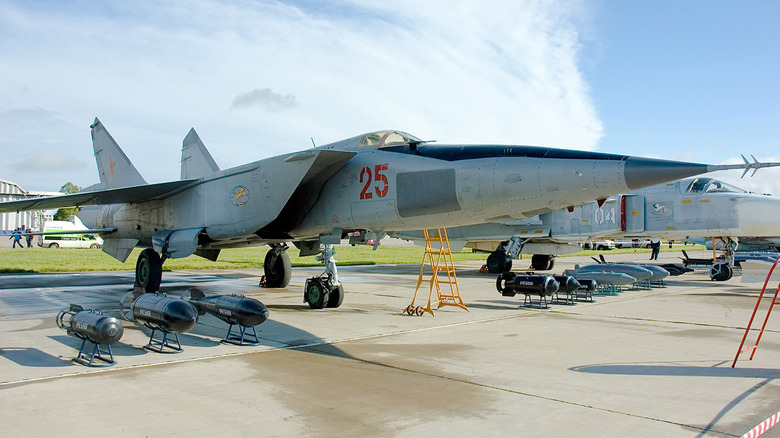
xmin=405 ymin=228 xmax=468 ymax=316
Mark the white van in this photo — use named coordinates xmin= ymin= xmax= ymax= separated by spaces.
xmin=37 ymin=217 xmax=103 ymax=249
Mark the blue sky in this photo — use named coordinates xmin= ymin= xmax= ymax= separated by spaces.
xmin=1 ymin=0 xmax=778 ymax=195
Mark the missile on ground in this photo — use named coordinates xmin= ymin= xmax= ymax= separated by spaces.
xmin=575 ymin=264 xmax=654 ymax=282
xmin=596 ymin=262 xmax=670 ymax=282
xmin=186 ymin=288 xmax=269 ymax=327
xmin=566 ymin=270 xmax=637 ymax=286
xmin=634 ymin=264 xmax=670 ymax=282
xmin=183 ymin=288 xmax=268 ymax=345
xmin=576 ymin=279 xmax=598 ymax=291
xmin=120 ymin=292 xmax=198 ymax=352
xmin=496 ymin=272 xmax=559 ymax=297
xmin=56 ymin=304 xmax=124 ymax=366
xmin=553 ymin=275 xmax=580 ymax=293
xmin=658 ymin=264 xmax=693 ymax=276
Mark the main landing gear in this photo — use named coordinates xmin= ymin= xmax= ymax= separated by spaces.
xmin=135 ymin=248 xmax=164 ymax=293
xmin=263 ymin=243 xmax=292 ymax=288
xmin=484 ymin=237 xmax=556 ymax=273
xmin=485 ymin=238 xmax=524 ymax=273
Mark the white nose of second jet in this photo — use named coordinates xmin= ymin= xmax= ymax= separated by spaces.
xmin=735 ymin=195 xmax=780 ymax=237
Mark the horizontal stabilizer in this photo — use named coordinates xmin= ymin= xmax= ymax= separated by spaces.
xmin=102 ymin=238 xmax=139 ymax=263
xmin=0 ymin=179 xmax=196 ymax=213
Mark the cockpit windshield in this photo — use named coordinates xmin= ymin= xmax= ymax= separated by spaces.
xmin=357 ymin=131 xmax=422 ymax=148
xmin=685 ymin=178 xmax=746 ymax=194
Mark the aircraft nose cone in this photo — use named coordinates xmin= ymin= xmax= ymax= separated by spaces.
xmin=624 ymin=157 xmax=708 ymax=191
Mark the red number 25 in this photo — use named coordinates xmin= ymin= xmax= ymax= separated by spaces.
xmin=360 ymin=164 xmax=389 ymax=199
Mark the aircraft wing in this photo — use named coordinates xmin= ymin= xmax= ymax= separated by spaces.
xmin=0 ymin=180 xmax=197 ymax=213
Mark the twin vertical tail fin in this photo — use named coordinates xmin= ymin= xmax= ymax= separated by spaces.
xmin=181 ymin=128 xmax=220 ymax=179
xmin=91 ymin=118 xmax=147 ymax=189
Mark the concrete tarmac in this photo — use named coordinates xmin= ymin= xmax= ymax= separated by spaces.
xmin=1 ymin=251 xmax=779 ymax=437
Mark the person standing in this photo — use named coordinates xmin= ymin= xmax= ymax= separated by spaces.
xmin=25 ymin=225 xmax=33 ymax=247
xmin=10 ymin=228 xmax=23 ymax=248
xmin=650 ymin=238 xmax=661 ymax=260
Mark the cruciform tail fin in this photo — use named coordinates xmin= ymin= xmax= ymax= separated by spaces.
xmin=181 ymin=128 xmax=220 ymax=179
xmin=91 ymin=118 xmax=147 ymax=189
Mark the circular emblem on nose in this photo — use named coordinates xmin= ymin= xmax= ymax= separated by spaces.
xmin=230 ymin=185 xmax=250 ymax=206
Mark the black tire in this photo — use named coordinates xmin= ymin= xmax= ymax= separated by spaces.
xmin=710 ymin=263 xmax=733 ymax=281
xmin=89 ymin=243 xmax=100 ymax=249
xmin=326 ymin=284 xmax=344 ymax=308
xmin=135 ymin=248 xmax=162 ymax=293
xmin=486 ymin=252 xmax=508 ymax=273
xmin=48 ymin=242 xmax=59 ymax=248
xmin=305 ymin=278 xmax=330 ymax=309
xmin=531 ymin=254 xmax=554 ymax=271
xmin=264 ymin=250 xmax=291 ymax=288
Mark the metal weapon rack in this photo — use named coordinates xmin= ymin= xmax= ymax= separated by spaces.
xmin=732 ymin=257 xmax=780 ymax=367
xmin=405 ymin=228 xmax=468 ymax=316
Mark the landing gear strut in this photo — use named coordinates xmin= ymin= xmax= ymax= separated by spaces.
xmin=135 ymin=248 xmax=163 ymax=293
xmin=304 ymin=244 xmax=344 ymax=309
xmin=709 ymin=237 xmax=738 ymax=281
xmin=485 ymin=237 xmax=526 ymax=273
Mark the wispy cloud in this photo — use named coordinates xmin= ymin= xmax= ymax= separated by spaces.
xmin=10 ymin=150 xmax=87 ymax=173
xmin=0 ymin=0 xmax=601 ymax=190
xmin=230 ymin=88 xmax=298 ymax=112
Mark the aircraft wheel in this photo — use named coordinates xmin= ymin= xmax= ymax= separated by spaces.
xmin=405 ymin=305 xmax=416 ymax=315
xmin=264 ymin=250 xmax=291 ymax=288
xmin=326 ymin=284 xmax=344 ymax=308
xmin=710 ymin=263 xmax=733 ymax=281
xmin=415 ymin=306 xmax=425 ymax=316
xmin=531 ymin=254 xmax=555 ymax=271
xmin=305 ymin=278 xmax=330 ymax=309
xmin=136 ymin=248 xmax=162 ymax=293
xmin=486 ymin=252 xmax=509 ymax=273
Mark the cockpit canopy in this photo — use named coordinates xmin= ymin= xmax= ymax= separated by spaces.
xmin=357 ymin=130 xmax=423 ymax=148
xmin=685 ymin=178 xmax=746 ymax=194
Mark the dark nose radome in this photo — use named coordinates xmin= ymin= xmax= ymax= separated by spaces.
xmin=624 ymin=157 xmax=709 ymax=191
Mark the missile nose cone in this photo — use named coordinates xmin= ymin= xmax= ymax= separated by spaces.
xmin=237 ymin=298 xmax=269 ymax=326
xmin=624 ymin=157 xmax=708 ymax=191
xmin=163 ymin=300 xmax=198 ymax=333
xmin=544 ymin=277 xmax=560 ymax=295
xmin=96 ymin=317 xmax=125 ymax=344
